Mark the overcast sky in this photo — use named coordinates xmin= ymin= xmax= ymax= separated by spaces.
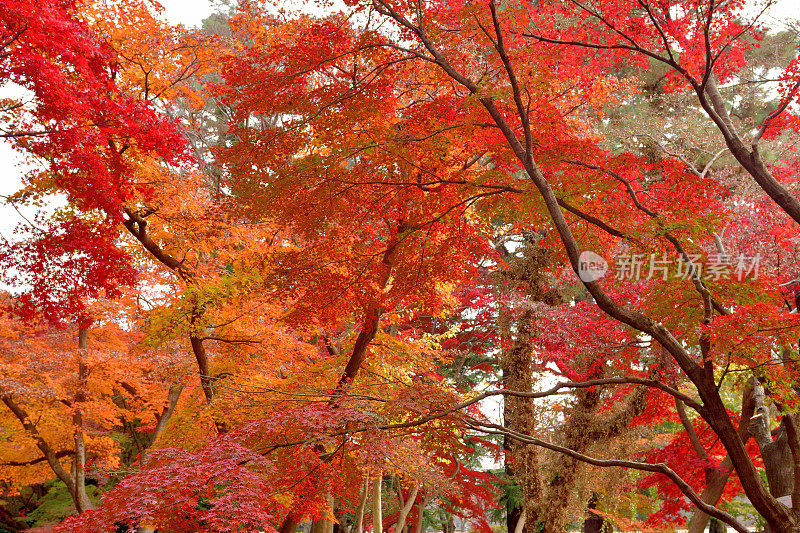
xmin=159 ymin=0 xmax=213 ymax=27
xmin=155 ymin=0 xmax=799 ymax=30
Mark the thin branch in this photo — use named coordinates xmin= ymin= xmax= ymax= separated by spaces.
xmin=488 ymin=0 xmax=533 ymax=161
xmin=753 ymin=76 xmax=800 ymax=145
xmin=466 ymin=419 xmax=751 ymax=533
xmin=676 ymin=397 xmax=709 ymax=460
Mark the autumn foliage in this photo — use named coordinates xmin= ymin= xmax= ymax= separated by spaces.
xmin=1 ymin=0 xmax=800 ymax=532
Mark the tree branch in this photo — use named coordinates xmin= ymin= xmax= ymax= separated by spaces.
xmin=467 ymin=418 xmax=752 ymax=533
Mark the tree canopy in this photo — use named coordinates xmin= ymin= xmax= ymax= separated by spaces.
xmin=1 ymin=0 xmax=800 ymax=532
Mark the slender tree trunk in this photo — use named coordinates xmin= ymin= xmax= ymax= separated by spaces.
xmin=279 ymin=233 xmax=402 ymax=526
xmin=122 ymin=212 xmax=228 ymax=434
xmin=356 ymin=477 xmax=371 ymax=533
xmin=686 ymin=457 xmax=737 ymax=533
xmin=141 ymin=382 xmax=183 ymax=464
xmin=135 ymin=382 xmax=184 ymax=533
xmin=72 ymin=326 xmax=95 ymax=513
xmin=0 ymin=396 xmax=76 ymax=501
xmin=371 ymin=473 xmax=383 ymax=533
xmin=393 ymin=482 xmax=418 ymax=533
xmin=412 ymin=493 xmax=432 ymax=533
xmin=331 ymin=230 xmax=401 ymax=395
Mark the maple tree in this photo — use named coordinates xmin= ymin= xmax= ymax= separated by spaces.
xmin=189 ymin=0 xmax=800 ymax=531
xmin=0 ymin=292 xmax=186 ymax=520
xmin=0 ymin=0 xmax=189 ymax=319
xmin=2 ymin=0 xmax=800 ymax=531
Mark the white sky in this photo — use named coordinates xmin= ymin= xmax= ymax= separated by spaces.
xmin=158 ymin=0 xmax=213 ymax=27
xmin=154 ymin=0 xmax=799 ymax=30
xmin=153 ymin=0 xmax=800 ymax=28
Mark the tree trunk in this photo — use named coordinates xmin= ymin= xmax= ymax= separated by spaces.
xmin=122 ymin=212 xmax=228 ymax=434
xmin=749 ymin=382 xmax=796 ymax=533
xmin=371 ymin=473 xmax=383 ymax=533
xmin=412 ymin=493 xmax=432 ymax=533
xmin=393 ymin=482 xmax=418 ymax=533
xmin=0 ymin=395 xmax=78 ymax=507
xmin=324 ymin=495 xmax=336 ymax=533
xmin=334 ymin=502 xmax=349 ymax=533
xmin=442 ymin=514 xmax=455 ymax=533
xmin=280 ymin=515 xmax=302 ymax=533
xmin=751 ymin=383 xmax=794 ymax=497
xmin=312 ymin=519 xmax=326 ymax=533
xmin=687 ymin=383 xmax=754 ymax=533
xmin=514 ymin=510 xmax=526 ymax=533
xmin=141 ymin=382 xmax=183 ymax=464
xmin=71 ymin=326 xmax=95 ymax=513
xmin=356 ymin=477 xmax=371 ymax=533
xmin=501 ymin=310 xmax=541 ymax=531
xmin=135 ymin=382 xmax=184 ymax=533
xmin=506 ymin=500 xmax=523 ymax=533
xmin=310 ymin=494 xmax=336 ymax=533
xmin=583 ymin=494 xmax=613 ymax=533
xmin=276 ymin=236 xmax=401 ymax=527
xmin=762 ymin=422 xmax=794 ymax=500
xmin=709 ymin=518 xmax=726 ymax=533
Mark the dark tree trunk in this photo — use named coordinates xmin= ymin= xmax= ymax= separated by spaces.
xmin=503 ymin=379 xmax=524 ymax=533
xmin=709 ymin=518 xmax=726 ymax=533
xmin=583 ymin=494 xmax=613 ymax=533
xmin=762 ymin=423 xmax=793 ymax=499
xmin=443 ymin=515 xmax=455 ymax=533
xmin=505 ymin=484 xmax=523 ymax=533
xmin=749 ymin=382 xmax=796 ymax=533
